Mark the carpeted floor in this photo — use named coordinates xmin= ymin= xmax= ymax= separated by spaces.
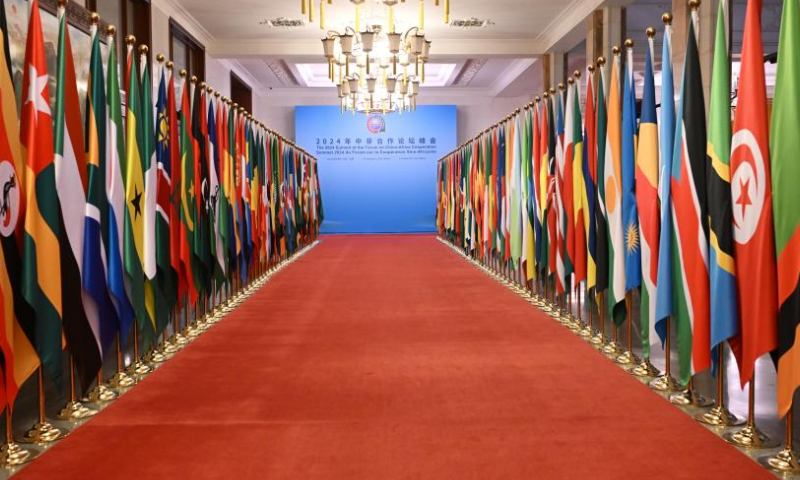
xmin=14 ymin=235 xmax=773 ymax=479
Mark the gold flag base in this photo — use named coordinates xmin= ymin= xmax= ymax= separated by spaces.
xmin=759 ymin=448 xmax=800 ymax=475
xmin=170 ymin=333 xmax=189 ymax=346
xmin=57 ymin=401 xmax=97 ymax=421
xmin=126 ymin=360 xmax=152 ymax=377
xmin=148 ymin=350 xmax=168 ymax=364
xmin=670 ymin=388 xmax=714 ymax=407
xmin=615 ymin=350 xmax=640 ymax=366
xmin=724 ymin=424 xmax=778 ymax=449
xmin=18 ymin=422 xmax=67 ymax=444
xmin=602 ymin=340 xmax=623 ymax=356
xmin=696 ymin=406 xmax=744 ymax=427
xmin=0 ymin=442 xmax=38 ymax=468
xmin=649 ymin=373 xmax=681 ymax=392
xmin=108 ymin=371 xmax=136 ymax=389
xmin=578 ymin=325 xmax=593 ymax=338
xmin=86 ymin=384 xmax=117 ymax=404
xmin=589 ymin=332 xmax=606 ymax=347
xmin=629 ymin=359 xmax=660 ymax=378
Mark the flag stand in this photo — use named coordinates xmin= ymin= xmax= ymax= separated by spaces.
xmin=87 ymin=370 xmax=117 ymax=404
xmin=649 ymin=318 xmax=681 ymax=392
xmin=602 ymin=322 xmax=622 ymax=356
xmin=759 ymin=407 xmax=800 ymax=474
xmin=590 ymin=293 xmax=606 ymax=347
xmin=57 ymin=356 xmax=97 ymax=420
xmin=615 ymin=294 xmax=639 ymax=365
xmin=0 ymin=409 xmax=37 ymax=467
xmin=578 ymin=285 xmax=592 ymax=338
xmin=724 ymin=372 xmax=776 ymax=447
xmin=126 ymin=326 xmax=152 ymax=376
xmin=565 ymin=290 xmax=580 ymax=331
xmin=696 ymin=345 xmax=742 ymax=426
xmin=171 ymin=303 xmax=189 ymax=346
xmin=109 ymin=334 xmax=136 ymax=388
xmin=670 ymin=377 xmax=713 ymax=407
xmin=19 ymin=367 xmax=67 ymax=443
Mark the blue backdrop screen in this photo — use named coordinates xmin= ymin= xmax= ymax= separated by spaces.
xmin=295 ymin=105 xmax=456 ymax=233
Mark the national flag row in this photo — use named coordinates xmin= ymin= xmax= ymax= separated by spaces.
xmin=436 ymin=0 xmax=800 ymax=418
xmin=0 ymin=0 xmax=323 ymax=414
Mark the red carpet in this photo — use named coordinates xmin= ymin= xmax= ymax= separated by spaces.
xmin=15 ymin=235 xmax=772 ymax=479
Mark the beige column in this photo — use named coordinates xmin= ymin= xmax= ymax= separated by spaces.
xmin=541 ymin=52 xmax=566 ymax=94
xmin=586 ymin=10 xmax=604 ymax=71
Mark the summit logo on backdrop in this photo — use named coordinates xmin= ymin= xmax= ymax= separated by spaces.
xmin=366 ymin=115 xmax=386 ymax=134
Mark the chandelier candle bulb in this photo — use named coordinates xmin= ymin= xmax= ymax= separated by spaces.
xmin=419 ymin=0 xmax=424 ymax=30
xmin=320 ymin=0 xmax=325 ymax=28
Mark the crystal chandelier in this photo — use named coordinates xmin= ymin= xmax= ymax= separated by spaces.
xmin=302 ymin=0 xmax=451 ymax=30
xmin=320 ymin=1 xmax=432 ymax=114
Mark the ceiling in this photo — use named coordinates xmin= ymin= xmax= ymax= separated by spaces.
xmin=166 ymin=0 xmax=613 ymax=97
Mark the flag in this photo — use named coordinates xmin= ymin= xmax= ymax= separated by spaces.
xmin=179 ymin=74 xmax=199 ymax=302
xmin=123 ymin=47 xmax=155 ymax=348
xmin=191 ymin=82 xmax=210 ymax=291
xmin=671 ymin=10 xmax=710 ymax=381
xmin=595 ymin=65 xmax=610 ymax=299
xmin=571 ymin=78 xmax=586 ymax=286
xmin=636 ymin=33 xmax=661 ymax=359
xmin=707 ymin=0 xmax=739 ymax=374
xmin=21 ymin=0 xmax=63 ymax=382
xmin=621 ymin=44 xmax=640 ymax=293
xmin=208 ymin=95 xmax=226 ymax=283
xmin=0 ymin=0 xmax=38 ymax=408
xmin=583 ymin=68 xmax=597 ymax=291
xmin=54 ymin=4 xmax=103 ymax=392
xmin=769 ymin=0 xmax=800 ymax=418
xmin=603 ymin=53 xmax=625 ymax=324
xmin=155 ymin=60 xmax=176 ymax=329
xmin=654 ymin=20 xmax=676 ymax=345
xmin=105 ymin=31 xmax=135 ymax=341
xmin=729 ymin=0 xmax=777 ymax=388
xmin=554 ymin=91 xmax=568 ymax=292
xmin=83 ymin=11 xmax=119 ymax=364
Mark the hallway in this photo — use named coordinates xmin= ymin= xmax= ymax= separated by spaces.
xmin=13 ymin=235 xmax=771 ymax=479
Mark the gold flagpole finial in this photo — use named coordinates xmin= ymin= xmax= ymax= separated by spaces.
xmin=662 ymin=13 xmax=673 ymax=25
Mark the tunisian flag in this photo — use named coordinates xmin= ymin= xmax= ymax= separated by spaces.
xmin=729 ymin=0 xmax=778 ymax=388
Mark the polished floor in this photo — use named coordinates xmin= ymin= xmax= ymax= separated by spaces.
xmin=10 ymin=235 xmax=776 ymax=479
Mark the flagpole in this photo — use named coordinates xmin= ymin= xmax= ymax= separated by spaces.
xmin=696 ymin=344 xmax=742 ymax=426
xmin=19 ymin=367 xmax=67 ymax=443
xmin=649 ymin=318 xmax=681 ymax=392
xmin=109 ymin=334 xmax=136 ymax=388
xmin=670 ymin=377 xmax=713 ymax=407
xmin=724 ymin=371 xmax=776 ymax=447
xmin=0 ymin=409 xmax=37 ymax=466
xmin=615 ymin=293 xmax=639 ymax=365
xmin=759 ymin=406 xmax=800 ymax=474
xmin=57 ymin=355 xmax=97 ymax=421
xmin=591 ymin=292 xmax=605 ymax=347
xmin=127 ymin=324 xmax=152 ymax=376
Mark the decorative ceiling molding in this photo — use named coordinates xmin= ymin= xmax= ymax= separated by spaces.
xmin=534 ymin=0 xmax=607 ymax=53
xmin=265 ymin=59 xmax=299 ymax=87
xmin=152 ymin=0 xmax=214 ymax=46
xmin=488 ymin=58 xmax=537 ymax=97
xmin=453 ymin=59 xmax=488 ymax=87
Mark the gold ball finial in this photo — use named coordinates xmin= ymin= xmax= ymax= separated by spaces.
xmin=89 ymin=12 xmax=100 ymax=24
xmin=125 ymin=35 xmax=136 ymax=46
xmin=206 ymin=86 xmax=213 ymax=94
xmin=214 ymin=91 xmax=221 ymax=98
xmin=57 ymin=0 xmax=67 ymax=7
xmin=625 ymin=38 xmax=634 ymax=49
xmin=597 ymin=56 xmax=606 ymax=66
xmin=662 ymin=13 xmax=673 ymax=25
xmin=689 ymin=0 xmax=700 ymax=11
xmin=549 ymin=87 xmax=555 ymax=94
xmin=179 ymin=69 xmax=187 ymax=78
xmin=588 ymin=64 xmax=595 ymax=73
xmin=568 ymin=77 xmax=574 ymax=85
xmin=515 ymin=108 xmax=521 ymax=114
xmin=106 ymin=25 xmax=116 ymax=37
xmin=166 ymin=60 xmax=174 ymax=69
xmin=190 ymin=75 xmax=197 ymax=84
xmin=233 ymin=102 xmax=239 ymax=109
xmin=646 ymin=27 xmax=656 ymax=38
xmin=558 ymin=83 xmax=565 ymax=91
xmin=138 ymin=44 xmax=148 ymax=55
xmin=156 ymin=54 xmax=165 ymax=63
xmin=199 ymin=81 xmax=207 ymax=89
xmin=574 ymin=70 xmax=581 ymax=79
xmin=612 ymin=45 xmax=621 ymax=55
xmin=534 ymin=96 xmax=540 ymax=103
